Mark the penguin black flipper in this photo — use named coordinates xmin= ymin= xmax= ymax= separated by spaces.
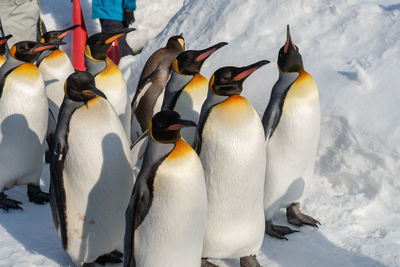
xmin=124 ymin=140 xmax=173 ymax=267
xmin=261 ymin=72 xmax=299 ymax=141
xmin=45 ymin=109 xmax=57 ymax=163
xmin=49 ymin=98 xmax=84 ymax=250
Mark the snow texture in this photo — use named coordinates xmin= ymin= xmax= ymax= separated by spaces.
xmin=1 ymin=0 xmax=400 ymax=266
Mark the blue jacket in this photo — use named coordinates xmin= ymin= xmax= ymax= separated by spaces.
xmin=92 ymin=0 xmax=136 ymax=21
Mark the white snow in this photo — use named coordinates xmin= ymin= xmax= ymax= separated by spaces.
xmin=1 ymin=0 xmax=400 ymax=266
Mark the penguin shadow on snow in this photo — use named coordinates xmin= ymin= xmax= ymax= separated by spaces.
xmin=0 ymin=114 xmax=74 ymax=265
xmin=261 ymin=179 xmax=385 ymax=267
xmin=78 ymin=133 xmax=132 ymax=264
xmin=211 ymin=178 xmax=385 ymax=267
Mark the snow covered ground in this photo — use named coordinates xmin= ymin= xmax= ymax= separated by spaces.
xmin=1 ymin=0 xmax=400 ymax=266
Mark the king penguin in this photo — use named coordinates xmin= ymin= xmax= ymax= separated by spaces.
xmin=50 ymin=71 xmax=134 ymax=266
xmin=194 ymin=60 xmax=269 ymax=267
xmin=0 ymin=41 xmax=60 ymax=211
xmin=124 ymin=110 xmax=207 ymax=267
xmin=161 ymin=42 xmax=227 ymax=145
xmin=130 ymin=34 xmax=185 ymax=142
xmin=262 ymin=25 xmax=321 ymax=240
xmin=85 ymin=29 xmax=135 ymax=140
xmin=0 ymin=35 xmax=13 ymax=68
xmin=37 ymin=25 xmax=79 ymax=119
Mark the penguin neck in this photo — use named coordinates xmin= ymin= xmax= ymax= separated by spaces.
xmin=0 ymin=55 xmax=25 ymax=83
xmin=85 ymin=53 xmax=107 ymax=76
xmin=141 ymin=138 xmax=175 ymax=171
xmin=277 ymin=71 xmax=300 ymax=93
xmin=36 ymin=49 xmax=55 ymax=67
xmin=161 ymin=69 xmax=193 ymax=110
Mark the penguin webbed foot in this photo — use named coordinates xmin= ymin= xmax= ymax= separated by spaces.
xmin=265 ymin=219 xmax=298 ymax=240
xmin=27 ymin=184 xmax=50 ymax=205
xmin=95 ymin=250 xmax=123 ymax=265
xmin=286 ymin=202 xmax=320 ymax=228
xmin=240 ymin=255 xmax=261 ymax=267
xmin=201 ymin=258 xmax=219 ymax=267
xmin=0 ymin=192 xmax=23 ymax=212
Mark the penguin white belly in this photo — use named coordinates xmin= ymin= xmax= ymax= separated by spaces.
xmin=174 ymin=73 xmax=208 ymax=145
xmin=39 ymin=49 xmax=74 ymax=119
xmin=0 ymin=63 xmax=48 ymax=191
xmin=135 ymin=140 xmax=207 ymax=267
xmin=95 ymin=58 xmax=131 ymax=140
xmin=201 ymin=95 xmax=266 ymax=259
xmin=264 ymin=81 xmax=320 ymax=220
xmin=63 ymin=98 xmax=134 ymax=264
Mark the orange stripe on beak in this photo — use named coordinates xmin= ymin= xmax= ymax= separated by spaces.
xmin=33 ymin=45 xmax=55 ymax=52
xmin=58 ymin=30 xmax=72 ymax=40
xmin=233 ymin=66 xmax=259 ymax=81
xmin=105 ymin=33 xmax=125 ymax=44
xmin=196 ymin=48 xmax=217 ymax=62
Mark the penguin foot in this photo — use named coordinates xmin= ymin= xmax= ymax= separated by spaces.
xmin=0 ymin=192 xmax=23 ymax=212
xmin=95 ymin=251 xmax=123 ymax=265
xmin=109 ymin=249 xmax=123 ymax=258
xmin=286 ymin=202 xmax=321 ymax=228
xmin=240 ymin=255 xmax=261 ymax=267
xmin=27 ymin=184 xmax=50 ymax=205
xmin=265 ymin=219 xmax=299 ymax=240
xmin=81 ymin=263 xmax=95 ymax=267
xmin=201 ymin=258 xmax=219 ymax=267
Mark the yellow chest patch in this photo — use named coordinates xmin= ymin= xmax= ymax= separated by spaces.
xmin=46 ymin=49 xmax=65 ymax=60
xmin=184 ymin=73 xmax=208 ymax=92
xmin=211 ymin=95 xmax=254 ymax=124
xmin=11 ymin=63 xmax=41 ymax=80
xmin=167 ymin=139 xmax=195 ymax=162
xmin=95 ymin=57 xmax=125 ymax=91
xmin=283 ymin=70 xmax=319 ymax=112
xmin=98 ymin=57 xmax=120 ymax=77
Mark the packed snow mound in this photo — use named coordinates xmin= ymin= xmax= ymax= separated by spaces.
xmin=123 ymin=0 xmax=400 ymax=266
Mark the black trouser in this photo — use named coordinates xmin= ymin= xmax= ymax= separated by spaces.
xmin=100 ymin=19 xmax=134 ymax=57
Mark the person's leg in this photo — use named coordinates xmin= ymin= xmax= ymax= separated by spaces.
xmin=99 ymin=18 xmax=134 ymax=57
xmin=1 ymin=0 xmax=39 ymax=48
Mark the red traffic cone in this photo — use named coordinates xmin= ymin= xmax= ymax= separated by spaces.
xmin=71 ymin=0 xmax=88 ymax=71
xmin=107 ymin=40 xmax=120 ymax=65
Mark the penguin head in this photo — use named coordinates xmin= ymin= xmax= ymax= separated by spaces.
xmin=85 ymin=28 xmax=136 ymax=61
xmin=9 ymin=41 xmax=65 ymax=63
xmin=149 ymin=110 xmax=197 ymax=143
xmin=278 ymin=25 xmax=303 ymax=73
xmin=0 ymin=34 xmax=12 ymax=55
xmin=64 ymin=71 xmax=107 ymax=102
xmin=172 ymin=42 xmax=228 ymax=75
xmin=209 ymin=60 xmax=270 ymax=96
xmin=41 ymin=25 xmax=80 ymax=45
xmin=166 ymin=33 xmax=185 ymax=51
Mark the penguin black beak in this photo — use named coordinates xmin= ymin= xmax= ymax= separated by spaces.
xmin=33 ymin=41 xmax=66 ymax=53
xmin=195 ymin=42 xmax=228 ymax=62
xmin=84 ymin=84 xmax=107 ymax=99
xmin=284 ymin=24 xmax=297 ymax=54
xmin=233 ymin=60 xmax=270 ymax=82
xmin=57 ymin=24 xmax=80 ymax=40
xmin=168 ymin=119 xmax=197 ymax=130
xmin=105 ymin=28 xmax=136 ymax=44
xmin=0 ymin=34 xmax=13 ymax=45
